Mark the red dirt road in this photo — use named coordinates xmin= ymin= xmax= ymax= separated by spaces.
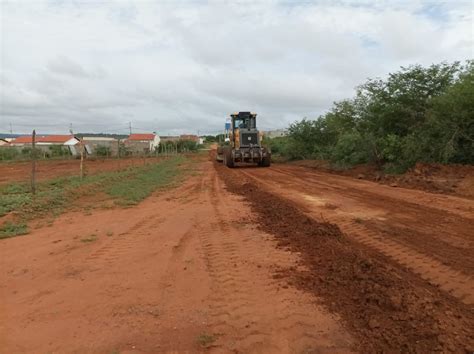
xmin=237 ymin=164 xmax=474 ymax=305
xmin=1 ymin=160 xmax=351 ymax=353
xmin=1 ymin=155 xmax=473 ymax=353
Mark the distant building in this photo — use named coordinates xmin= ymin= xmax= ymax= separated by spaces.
xmin=180 ymin=134 xmax=200 ymax=143
xmin=9 ymin=135 xmax=80 ymax=156
xmin=0 ymin=139 xmax=10 ymax=146
xmin=263 ymin=129 xmax=288 ymax=139
xmin=160 ymin=136 xmax=180 ymax=143
xmin=125 ymin=133 xmax=160 ymax=154
xmin=10 ymin=135 xmax=76 ymax=146
xmin=82 ymin=137 xmax=118 ymax=157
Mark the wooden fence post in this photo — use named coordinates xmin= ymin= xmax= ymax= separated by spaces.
xmin=117 ymin=139 xmax=121 ymax=170
xmin=31 ymin=130 xmax=36 ymax=195
xmin=80 ymin=138 xmax=84 ymax=180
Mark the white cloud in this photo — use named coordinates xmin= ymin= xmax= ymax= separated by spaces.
xmin=0 ymin=0 xmax=472 ymax=135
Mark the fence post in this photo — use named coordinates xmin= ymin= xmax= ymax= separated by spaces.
xmin=31 ymin=130 xmax=36 ymax=195
xmin=80 ymin=138 xmax=84 ymax=180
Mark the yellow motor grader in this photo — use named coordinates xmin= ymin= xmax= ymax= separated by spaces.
xmin=216 ymin=112 xmax=271 ymax=168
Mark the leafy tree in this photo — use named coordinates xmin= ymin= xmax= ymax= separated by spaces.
xmin=280 ymin=61 xmax=472 ymax=171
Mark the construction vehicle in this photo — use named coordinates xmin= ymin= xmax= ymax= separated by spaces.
xmin=216 ymin=112 xmax=271 ymax=168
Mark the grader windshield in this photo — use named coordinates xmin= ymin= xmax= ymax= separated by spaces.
xmin=232 ymin=112 xmax=256 ymax=130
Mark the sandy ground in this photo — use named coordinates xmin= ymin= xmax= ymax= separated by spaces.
xmin=0 ymin=159 xmax=351 ymax=353
xmin=1 ymin=154 xmax=473 ymax=353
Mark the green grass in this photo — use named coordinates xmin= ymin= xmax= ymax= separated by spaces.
xmin=0 ymin=221 xmax=29 ymax=239
xmin=107 ymin=157 xmax=185 ymax=205
xmin=0 ymin=156 xmax=188 ymax=239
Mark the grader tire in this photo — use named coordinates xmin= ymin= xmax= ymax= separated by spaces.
xmin=224 ymin=148 xmax=234 ymax=168
xmin=259 ymin=154 xmax=271 ymax=167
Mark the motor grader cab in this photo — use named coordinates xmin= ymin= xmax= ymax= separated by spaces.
xmin=217 ymin=112 xmax=271 ymax=168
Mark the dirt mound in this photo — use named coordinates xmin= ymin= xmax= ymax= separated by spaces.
xmin=404 ymin=163 xmax=474 ymax=197
xmin=217 ymin=163 xmax=474 ymax=352
xmin=289 ymin=160 xmax=474 ymax=198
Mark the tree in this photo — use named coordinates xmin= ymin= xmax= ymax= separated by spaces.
xmin=279 ymin=61 xmax=472 ymax=170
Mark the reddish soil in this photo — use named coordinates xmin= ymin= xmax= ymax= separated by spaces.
xmin=217 ymin=163 xmax=474 ymax=352
xmin=0 ymin=157 xmax=163 ymax=185
xmin=2 ymin=152 xmax=473 ymax=353
xmin=0 ymin=156 xmax=351 ymax=353
xmin=290 ymin=160 xmax=474 ymax=198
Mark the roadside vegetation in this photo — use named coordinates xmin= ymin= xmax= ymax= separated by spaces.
xmin=0 ymin=156 xmax=187 ymax=238
xmin=265 ymin=60 xmax=473 ymax=172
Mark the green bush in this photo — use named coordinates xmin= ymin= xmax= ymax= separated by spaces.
xmin=48 ymin=145 xmax=71 ymax=157
xmin=0 ymin=148 xmax=20 ymax=160
xmin=95 ymin=145 xmax=111 ymax=157
xmin=330 ymin=131 xmax=369 ymax=167
xmin=278 ymin=60 xmax=473 ymax=171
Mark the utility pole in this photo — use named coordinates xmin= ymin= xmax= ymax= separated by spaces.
xmin=129 ymin=122 xmax=132 ymax=135
xmin=9 ymin=123 xmax=13 ymax=134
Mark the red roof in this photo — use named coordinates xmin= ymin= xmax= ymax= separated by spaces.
xmin=11 ymin=135 xmax=74 ymax=144
xmin=128 ymin=134 xmax=155 ymax=141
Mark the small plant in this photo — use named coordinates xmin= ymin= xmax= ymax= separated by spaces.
xmin=106 ymin=231 xmax=114 ymax=237
xmin=197 ymin=333 xmax=217 ymax=347
xmin=81 ymin=234 xmax=97 ymax=243
xmin=354 ymin=217 xmax=363 ymax=224
xmin=0 ymin=222 xmax=29 ymax=239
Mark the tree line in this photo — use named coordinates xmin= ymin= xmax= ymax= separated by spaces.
xmin=266 ymin=61 xmax=473 ymax=172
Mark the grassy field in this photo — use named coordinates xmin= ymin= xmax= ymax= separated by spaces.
xmin=0 ymin=156 xmax=189 ymax=239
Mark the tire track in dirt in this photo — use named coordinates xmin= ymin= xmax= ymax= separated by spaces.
xmin=271 ymin=166 xmax=474 ymax=220
xmin=203 ymin=173 xmax=270 ymax=351
xmin=85 ymin=212 xmax=167 ymax=266
xmin=196 ymin=168 xmax=349 ymax=353
xmin=239 ymin=169 xmax=474 ymax=305
xmin=85 ymin=179 xmax=203 ymax=267
xmin=336 ymin=220 xmax=474 ymax=304
xmin=219 ymin=163 xmax=474 ymax=352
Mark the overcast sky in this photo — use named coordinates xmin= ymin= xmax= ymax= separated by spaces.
xmin=1 ymin=0 xmax=472 ymax=135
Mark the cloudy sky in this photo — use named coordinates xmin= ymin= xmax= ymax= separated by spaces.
xmin=0 ymin=0 xmax=472 ymax=135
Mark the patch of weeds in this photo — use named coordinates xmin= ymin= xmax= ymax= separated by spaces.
xmin=0 ymin=156 xmax=190 ymax=239
xmin=0 ymin=188 xmax=31 ymax=217
xmin=81 ymin=234 xmax=97 ymax=243
xmin=354 ymin=217 xmax=363 ymax=224
xmin=106 ymin=231 xmax=114 ymax=237
xmin=197 ymin=333 xmax=217 ymax=348
xmin=107 ymin=157 xmax=186 ymax=204
xmin=0 ymin=222 xmax=29 ymax=239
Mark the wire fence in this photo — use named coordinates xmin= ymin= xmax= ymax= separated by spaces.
xmin=0 ymin=130 xmax=204 ymax=193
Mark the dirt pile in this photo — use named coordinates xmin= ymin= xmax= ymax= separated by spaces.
xmin=216 ymin=163 xmax=474 ymax=352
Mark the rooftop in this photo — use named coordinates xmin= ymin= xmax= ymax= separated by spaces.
xmin=11 ymin=135 xmax=75 ymax=144
xmin=127 ymin=133 xmax=156 ymax=141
